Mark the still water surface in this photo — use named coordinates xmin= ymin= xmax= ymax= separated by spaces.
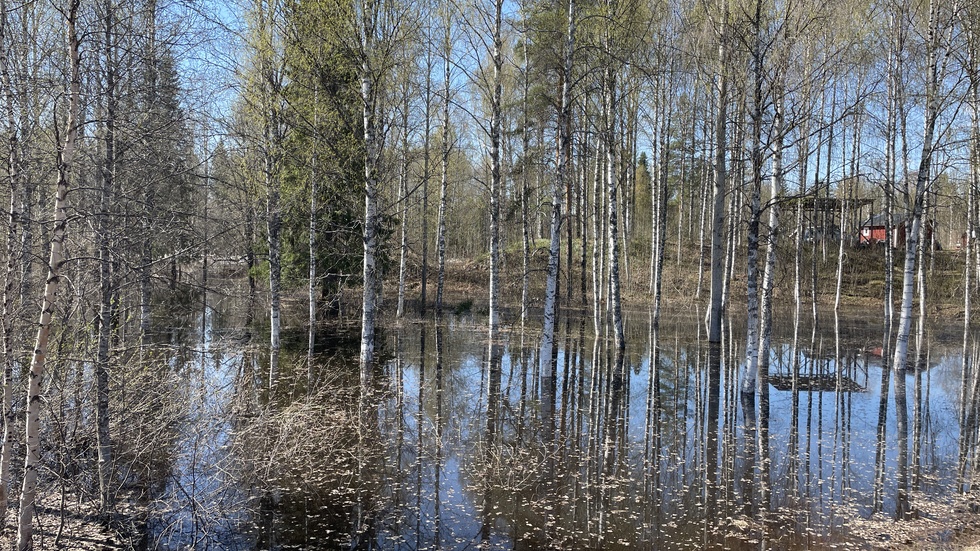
xmin=147 ymin=304 xmax=974 ymax=550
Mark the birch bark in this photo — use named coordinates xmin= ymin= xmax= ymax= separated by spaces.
xmin=891 ymin=0 xmax=949 ymax=518
xmin=359 ymin=0 xmax=380 ymax=375
xmin=741 ymin=0 xmax=763 ymax=395
xmin=0 ymin=0 xmax=18 ymax=523
xmin=17 ymin=2 xmax=79 ymax=547
xmin=541 ymin=0 xmax=575 ymax=378
xmin=436 ymin=12 xmax=451 ymax=317
xmin=708 ymin=2 xmax=729 ymax=345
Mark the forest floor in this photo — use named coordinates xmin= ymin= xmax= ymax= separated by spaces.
xmin=403 ymin=245 xmax=970 ymax=323
xmin=6 ymin=490 xmax=980 ymax=550
xmin=0 ymin=489 xmax=146 ymax=550
xmin=846 ymin=491 xmax=980 ymax=550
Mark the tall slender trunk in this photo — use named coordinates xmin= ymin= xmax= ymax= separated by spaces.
xmin=0 ymin=0 xmax=19 ymax=522
xmin=359 ymin=0 xmax=380 ymax=376
xmin=487 ymin=0 xmax=502 ymax=343
xmin=652 ymin=70 xmax=672 ymax=330
xmin=542 ymin=0 xmax=574 ymax=377
xmin=962 ymin=22 xmax=979 ymax=491
xmin=834 ymin=88 xmax=850 ymax=313
xmin=892 ymin=0 xmax=946 ymax=519
xmin=874 ymin=14 xmax=901 ymax=511
xmin=605 ymin=65 xmax=624 ymax=351
xmin=592 ymin=140 xmax=603 ymax=334
xmin=568 ymin=105 xmax=583 ymax=310
xmin=652 ymin=68 xmax=673 ymax=324
xmin=95 ymin=0 xmax=117 ymax=517
xmin=259 ymin=1 xmax=283 ymax=385
xmin=696 ymin=91 xmax=711 ymax=299
xmin=266 ymin=129 xmax=282 ymax=384
xmin=753 ymin=64 xmax=784 ymax=516
xmin=436 ymin=14 xmax=450 ymax=317
xmin=421 ymin=44 xmax=432 ymax=315
xmin=741 ymin=0 xmax=764 ymax=395
xmin=597 ymin=0 xmax=624 ymax=350
xmin=650 ymin=82 xmax=664 ymax=294
xmin=140 ymin=0 xmax=159 ymax=339
xmin=397 ymin=82 xmax=410 ymax=319
xmin=708 ymin=5 xmax=729 ymax=345
xmin=309 ymin=83 xmax=319 ymax=362
xmin=794 ymin=77 xmax=810 ymax=363
xmin=520 ymin=17 xmax=531 ymax=328
xmin=18 ymin=2 xmax=79 ymax=548
xmin=579 ymin=131 xmax=589 ymax=307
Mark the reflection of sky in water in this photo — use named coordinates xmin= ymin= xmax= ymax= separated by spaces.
xmin=384 ymin=314 xmax=969 ymax=549
xmin=151 ymin=305 xmax=974 ymax=549
xmin=149 ymin=304 xmax=253 ymax=550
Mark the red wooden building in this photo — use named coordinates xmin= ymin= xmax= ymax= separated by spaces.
xmin=859 ymin=214 xmax=936 ymax=248
xmin=859 ymin=214 xmax=889 ymax=245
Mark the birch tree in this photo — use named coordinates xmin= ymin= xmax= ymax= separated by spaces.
xmin=890 ymin=0 xmax=955 ymax=519
xmin=17 ymin=1 xmax=79 ymax=547
xmin=358 ymin=0 xmax=381 ymax=374
xmin=93 ymin=0 xmax=120 ymax=516
xmin=396 ymin=67 xmax=410 ymax=319
xmin=541 ymin=0 xmax=575 ymax=378
xmin=486 ymin=0 xmax=503 ymax=346
xmin=962 ymin=0 xmax=980 ymax=492
xmin=708 ymin=0 xmax=729 ymax=346
xmin=244 ymin=0 xmax=286 ymax=382
xmin=603 ymin=0 xmax=625 ymax=351
xmin=740 ymin=0 xmax=766 ymax=396
xmin=0 ymin=0 xmax=20 ymax=523
xmin=436 ymin=2 xmax=452 ymax=316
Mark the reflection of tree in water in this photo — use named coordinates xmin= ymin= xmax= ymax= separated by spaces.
xmin=140 ymin=309 xmax=980 ymax=550
xmin=231 ymin=368 xmax=386 ymax=549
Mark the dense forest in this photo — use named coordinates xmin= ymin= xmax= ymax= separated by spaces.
xmin=0 ymin=0 xmax=980 ymax=547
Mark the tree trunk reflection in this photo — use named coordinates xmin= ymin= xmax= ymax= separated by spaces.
xmin=144 ymin=305 xmax=980 ymax=549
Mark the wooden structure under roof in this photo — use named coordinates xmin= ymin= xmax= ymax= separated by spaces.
xmin=784 ymin=195 xmax=874 ymax=244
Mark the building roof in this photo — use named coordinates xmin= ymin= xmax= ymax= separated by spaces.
xmin=862 ymin=213 xmax=901 ymax=227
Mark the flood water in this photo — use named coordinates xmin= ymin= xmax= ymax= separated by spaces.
xmin=145 ymin=302 xmax=979 ymax=550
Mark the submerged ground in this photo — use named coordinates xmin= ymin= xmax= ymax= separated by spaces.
xmin=9 ymin=294 xmax=980 ymax=550
xmin=4 ymin=242 xmax=980 ymax=549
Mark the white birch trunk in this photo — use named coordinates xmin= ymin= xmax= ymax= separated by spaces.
xmin=309 ymin=83 xmax=319 ymax=362
xmin=962 ymin=29 xmax=979 ymax=491
xmin=359 ymin=0 xmax=380 ymax=375
xmin=436 ymin=17 xmax=450 ymax=317
xmin=708 ymin=6 xmax=729 ymax=345
xmin=605 ymin=66 xmax=625 ymax=351
xmin=541 ymin=0 xmax=574 ymax=378
xmin=755 ymin=78 xmax=783 ymax=513
xmin=883 ymin=9 xmax=901 ymax=335
xmin=0 ymin=0 xmax=19 ymax=521
xmin=17 ymin=2 xmax=78 ymax=547
xmin=520 ymin=29 xmax=531 ymax=328
xmin=696 ymin=96 xmax=710 ymax=299
xmin=396 ymin=86 xmax=409 ymax=319
xmin=649 ymin=94 xmax=663 ymax=294
xmin=892 ymin=0 xmax=946 ymax=517
xmin=267 ymin=144 xmax=282 ymax=383
xmin=421 ymin=50 xmax=431 ymax=315
xmin=592 ymin=142 xmax=603 ymax=335
xmin=651 ymin=68 xmax=673 ymax=330
xmin=487 ymin=0 xmax=502 ymax=341
xmin=258 ymin=1 xmax=284 ymax=385
xmin=741 ymin=2 xmax=763 ymax=395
